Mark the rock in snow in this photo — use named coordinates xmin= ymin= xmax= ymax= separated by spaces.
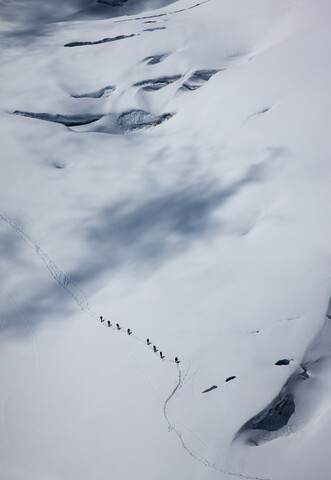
xmin=1 ymin=1 xmax=331 ymax=480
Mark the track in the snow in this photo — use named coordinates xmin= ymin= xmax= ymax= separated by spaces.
xmin=0 ymin=210 xmax=269 ymax=480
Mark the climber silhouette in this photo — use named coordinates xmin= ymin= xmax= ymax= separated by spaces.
xmin=107 ymin=321 xmax=111 ymax=327
xmin=116 ymin=323 xmax=121 ymax=330
xmin=175 ymin=357 xmax=180 ymax=364
xmin=160 ymin=351 xmax=164 ymax=359
xmin=146 ymin=339 xmax=151 ymax=345
xmin=100 ymin=316 xmax=104 ymax=322
xmin=153 ymin=345 xmax=158 ymax=352
xmin=127 ymin=328 xmax=132 ymax=335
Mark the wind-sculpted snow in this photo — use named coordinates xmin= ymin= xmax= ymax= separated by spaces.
xmin=235 ymin=389 xmax=297 ymax=445
xmin=133 ymin=75 xmax=181 ymax=90
xmin=12 ymin=108 xmax=173 ymax=134
xmin=1 ymin=0 xmax=331 ymax=479
xmin=143 ymin=53 xmax=169 ymax=64
xmin=235 ymin=303 xmax=331 ymax=446
xmin=188 ymin=69 xmax=221 ymax=82
xmin=130 ymin=68 xmax=221 ymax=95
xmin=71 ymin=85 xmax=115 ymax=98
xmin=64 ymin=34 xmax=136 ymax=47
xmin=13 ymin=110 xmax=103 ymax=127
xmin=180 ymin=69 xmax=221 ymax=91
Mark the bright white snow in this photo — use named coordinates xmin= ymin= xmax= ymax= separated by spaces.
xmin=0 ymin=0 xmax=331 ymax=479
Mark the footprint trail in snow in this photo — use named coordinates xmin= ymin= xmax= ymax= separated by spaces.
xmin=0 ymin=211 xmax=268 ymax=480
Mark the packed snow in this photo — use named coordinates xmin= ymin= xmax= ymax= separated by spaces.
xmin=0 ymin=0 xmax=331 ymax=479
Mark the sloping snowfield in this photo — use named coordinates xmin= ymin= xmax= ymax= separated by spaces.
xmin=0 ymin=0 xmax=331 ymax=479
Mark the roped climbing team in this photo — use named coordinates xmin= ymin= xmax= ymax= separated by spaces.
xmin=100 ymin=316 xmax=180 ymax=363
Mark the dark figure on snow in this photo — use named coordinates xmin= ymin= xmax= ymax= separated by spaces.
xmin=127 ymin=329 xmax=132 ymax=335
xmin=100 ymin=316 xmax=104 ymax=322
xmin=153 ymin=345 xmax=158 ymax=352
xmin=146 ymin=339 xmax=151 ymax=345
xmin=116 ymin=323 xmax=121 ymax=330
xmin=160 ymin=352 xmax=164 ymax=359
xmin=107 ymin=321 xmax=111 ymax=327
xmin=175 ymin=357 xmax=180 ymax=364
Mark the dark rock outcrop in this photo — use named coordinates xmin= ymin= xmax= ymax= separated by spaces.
xmin=202 ymin=385 xmax=218 ymax=394
xmin=117 ymin=109 xmax=173 ymax=131
xmin=275 ymin=359 xmax=290 ymax=366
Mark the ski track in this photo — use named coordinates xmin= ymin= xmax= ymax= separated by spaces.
xmin=163 ymin=366 xmax=269 ymax=480
xmin=0 ymin=211 xmax=96 ymax=319
xmin=0 ymin=211 xmax=269 ymax=480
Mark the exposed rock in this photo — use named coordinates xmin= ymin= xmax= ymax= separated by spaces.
xmin=248 ymin=107 xmax=271 ymax=119
xmin=275 ymin=359 xmax=290 ymax=366
xmin=189 ymin=69 xmax=220 ymax=82
xmin=234 ymin=367 xmax=309 ymax=445
xmin=117 ymin=109 xmax=174 ymax=131
xmin=327 ymin=297 xmax=331 ymax=319
xmin=241 ymin=392 xmax=295 ymax=436
xmin=202 ymin=385 xmax=218 ymax=394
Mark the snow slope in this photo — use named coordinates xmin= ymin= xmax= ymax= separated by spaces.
xmin=0 ymin=0 xmax=331 ymax=479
